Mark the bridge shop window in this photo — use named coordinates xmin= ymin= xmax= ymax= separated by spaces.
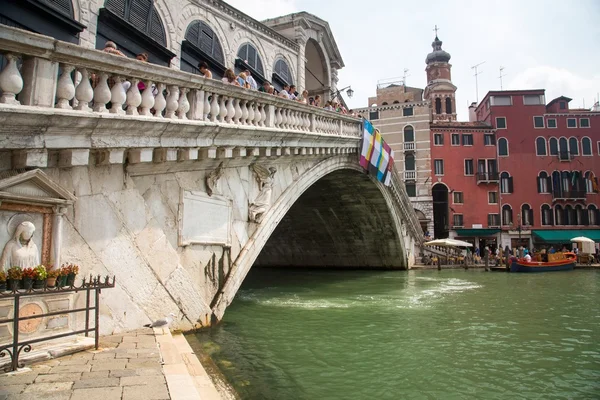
xmin=0 ymin=0 xmax=85 ymax=44
xmin=235 ymin=43 xmax=266 ymax=84
xmin=181 ymin=20 xmax=226 ymax=78
xmin=272 ymin=59 xmax=293 ymax=92
xmin=96 ymin=0 xmax=175 ymax=66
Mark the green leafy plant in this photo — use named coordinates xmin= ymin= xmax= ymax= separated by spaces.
xmin=34 ymin=265 xmax=48 ymax=280
xmin=7 ymin=266 xmax=23 ymax=280
xmin=0 ymin=271 xmax=6 ymax=282
xmin=22 ymin=267 xmax=37 ymax=280
xmin=61 ymin=263 xmax=80 ymax=275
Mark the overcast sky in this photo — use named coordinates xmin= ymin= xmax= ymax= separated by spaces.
xmin=226 ymin=0 xmax=600 ymax=120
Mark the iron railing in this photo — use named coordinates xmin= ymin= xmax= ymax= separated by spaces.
xmin=552 ymin=189 xmax=586 ymax=200
xmin=476 ymin=172 xmax=500 ymax=184
xmin=0 ymin=275 xmax=115 ymax=372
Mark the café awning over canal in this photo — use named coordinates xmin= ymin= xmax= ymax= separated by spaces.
xmin=532 ymin=230 xmax=600 ymax=243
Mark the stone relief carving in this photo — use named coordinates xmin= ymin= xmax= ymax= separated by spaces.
xmin=205 ymin=162 xmax=225 ymax=197
xmin=0 ymin=221 xmax=40 ymax=271
xmin=248 ymin=164 xmax=277 ymax=223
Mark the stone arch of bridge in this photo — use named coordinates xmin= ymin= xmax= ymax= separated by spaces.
xmin=212 ymin=156 xmax=409 ymax=321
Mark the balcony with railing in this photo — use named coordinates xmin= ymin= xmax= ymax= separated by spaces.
xmin=0 ymin=25 xmax=362 ymax=162
xmin=476 ymin=172 xmax=499 ymax=184
xmin=403 ymin=142 xmax=415 ymax=152
xmin=404 ymin=170 xmax=416 ymax=181
xmin=552 ymin=189 xmax=586 ymax=201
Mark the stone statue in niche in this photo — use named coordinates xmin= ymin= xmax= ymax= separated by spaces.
xmin=248 ymin=164 xmax=277 ymax=223
xmin=1 ymin=221 xmax=40 ymax=271
xmin=205 ymin=162 xmax=224 ymax=197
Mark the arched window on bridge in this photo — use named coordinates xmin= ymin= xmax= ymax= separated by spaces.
xmin=181 ymin=20 xmax=226 ymax=78
xmin=97 ymin=0 xmax=175 ymax=65
xmin=236 ymin=43 xmax=266 ymax=84
xmin=272 ymin=58 xmax=293 ymax=92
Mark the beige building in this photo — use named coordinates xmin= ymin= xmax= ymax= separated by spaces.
xmin=355 ymin=83 xmax=433 ymax=234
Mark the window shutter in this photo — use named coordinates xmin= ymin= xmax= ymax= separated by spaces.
xmin=42 ymin=0 xmax=74 ymax=17
xmin=546 ymin=177 xmax=552 ymax=192
xmin=508 ymin=177 xmax=514 ymax=193
xmin=549 ymin=209 xmax=554 ymax=225
xmin=150 ymin=9 xmax=166 ymax=45
xmin=536 ymin=177 xmax=541 ymax=193
xmin=186 ymin=22 xmax=200 ymax=47
xmin=582 ymin=210 xmax=590 ymax=226
xmin=128 ymin=0 xmax=151 ymax=32
xmin=105 ymin=0 xmax=126 ymax=18
xmin=529 ymin=210 xmax=534 ymax=226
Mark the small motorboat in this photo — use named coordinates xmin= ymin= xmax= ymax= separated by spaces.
xmin=510 ymin=252 xmax=576 ymax=273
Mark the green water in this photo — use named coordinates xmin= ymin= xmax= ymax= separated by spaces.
xmin=187 ymin=269 xmax=600 ymax=399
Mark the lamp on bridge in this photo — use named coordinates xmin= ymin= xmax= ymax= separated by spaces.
xmin=331 ymin=85 xmax=354 ymax=101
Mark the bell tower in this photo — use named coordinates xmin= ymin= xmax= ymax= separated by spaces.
xmin=424 ymin=29 xmax=457 ymax=122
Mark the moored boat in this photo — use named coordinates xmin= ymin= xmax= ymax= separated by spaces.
xmin=510 ymin=252 xmax=576 ymax=273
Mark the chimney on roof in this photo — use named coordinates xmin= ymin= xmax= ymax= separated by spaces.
xmin=468 ymin=102 xmax=478 ymax=122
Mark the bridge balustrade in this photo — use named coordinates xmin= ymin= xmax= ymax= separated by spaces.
xmin=0 ymin=25 xmax=361 ymax=139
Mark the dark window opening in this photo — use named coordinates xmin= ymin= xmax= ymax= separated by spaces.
xmin=272 ymin=59 xmax=292 ymax=91
xmin=181 ymin=20 xmax=225 ymax=77
xmin=236 ymin=43 xmax=265 ymax=80
xmin=435 ymin=98 xmax=442 ymax=114
xmin=445 ymin=97 xmax=452 ymax=114
xmin=403 ymin=107 xmax=413 ymax=116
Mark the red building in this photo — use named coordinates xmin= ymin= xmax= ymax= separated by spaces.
xmin=475 ymin=90 xmax=600 ymax=250
xmin=429 ymin=121 xmax=500 ymax=249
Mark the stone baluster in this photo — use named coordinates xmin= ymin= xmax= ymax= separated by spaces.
xmin=139 ymin=81 xmax=155 ymax=116
xmin=0 ymin=53 xmax=23 ymax=104
xmin=55 ymin=64 xmax=76 ymax=109
xmin=275 ymin=108 xmax=283 ymax=128
xmin=203 ymin=92 xmax=212 ymax=120
xmin=74 ymin=68 xmax=93 ymax=111
xmin=226 ymin=98 xmax=235 ymax=123
xmin=260 ymin=105 xmax=267 ymax=126
xmin=165 ymin=85 xmax=179 ymax=119
xmin=292 ymin=111 xmax=299 ymax=130
xmin=303 ymin=113 xmax=310 ymax=131
xmin=233 ymin=98 xmax=242 ymax=124
xmin=240 ymin=100 xmax=249 ymax=125
xmin=153 ymin=83 xmax=166 ymax=117
xmin=253 ymin=103 xmax=262 ymax=126
xmin=218 ymin=95 xmax=227 ymax=122
xmin=209 ymin=94 xmax=220 ymax=122
xmin=92 ymin=72 xmax=111 ymax=112
xmin=109 ymin=76 xmax=126 ymax=114
xmin=247 ymin=102 xmax=255 ymax=125
xmin=126 ymin=79 xmax=142 ymax=116
xmin=177 ymin=87 xmax=190 ymax=119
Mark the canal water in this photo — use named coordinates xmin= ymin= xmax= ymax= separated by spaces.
xmin=187 ymin=268 xmax=600 ymax=399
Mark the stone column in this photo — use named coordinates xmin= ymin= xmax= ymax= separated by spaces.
xmin=52 ymin=206 xmax=67 ymax=267
xmin=294 ymin=27 xmax=308 ymax=93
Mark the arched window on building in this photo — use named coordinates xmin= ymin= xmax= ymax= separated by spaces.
xmin=585 ymin=171 xmax=594 ymax=193
xmin=382 ymin=102 xmax=388 ymax=106
xmin=445 ymin=97 xmax=452 ymax=114
xmin=236 ymin=43 xmax=265 ymax=83
xmin=536 ymin=137 xmax=547 ymax=156
xmin=551 ymin=171 xmax=561 ymax=197
xmin=569 ymin=137 xmax=579 ymax=155
xmin=97 ymin=0 xmax=175 ymax=65
xmin=435 ymin=98 xmax=442 ymax=114
xmin=555 ymin=205 xmax=564 ymax=225
xmin=575 ymin=205 xmax=585 ymax=225
xmin=561 ymin=171 xmax=571 ymax=196
xmin=582 ymin=137 xmax=592 ymax=155
xmin=541 ymin=204 xmax=553 ymax=226
xmin=564 ymin=205 xmax=574 ymax=225
xmin=272 ymin=59 xmax=293 ymax=92
xmin=500 ymin=172 xmax=513 ymax=193
xmin=549 ymin=137 xmax=558 ymax=155
xmin=537 ymin=171 xmax=550 ymax=193
xmin=403 ymin=126 xmax=414 ymax=142
xmin=181 ymin=20 xmax=225 ymax=77
xmin=498 ymin=138 xmax=509 ymax=156
xmin=588 ymin=205 xmax=599 ymax=225
xmin=559 ymin=137 xmax=568 ymax=155
xmin=521 ymin=204 xmax=533 ymax=226
xmin=502 ymin=205 xmax=513 ymax=226
xmin=404 ymin=154 xmax=415 ymax=171
xmin=393 ymin=100 xmax=400 ymax=104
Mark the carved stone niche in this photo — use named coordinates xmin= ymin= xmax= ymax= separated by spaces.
xmin=0 ymin=169 xmax=77 ymax=345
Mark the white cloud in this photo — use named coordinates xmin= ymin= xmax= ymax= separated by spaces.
xmin=508 ymin=66 xmax=600 ymax=108
xmin=225 ymin=0 xmax=299 ymax=20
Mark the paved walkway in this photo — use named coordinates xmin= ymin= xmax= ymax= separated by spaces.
xmin=0 ymin=329 xmax=224 ymax=400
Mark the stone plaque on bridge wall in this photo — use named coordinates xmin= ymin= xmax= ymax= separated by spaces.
xmin=179 ymin=190 xmax=232 ymax=246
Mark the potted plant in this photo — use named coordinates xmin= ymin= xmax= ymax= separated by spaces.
xmin=0 ymin=271 xmax=6 ymax=291
xmin=22 ymin=267 xmax=37 ymax=290
xmin=33 ymin=265 xmax=47 ymax=289
xmin=7 ymin=266 xmax=22 ymax=291
xmin=46 ymin=268 xmax=59 ymax=288
xmin=61 ymin=263 xmax=79 ymax=287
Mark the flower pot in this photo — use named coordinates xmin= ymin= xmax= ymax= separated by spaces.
xmin=46 ymin=277 xmax=57 ymax=288
xmin=57 ymin=275 xmax=67 ymax=288
xmin=0 ymin=281 xmax=6 ymax=291
xmin=22 ymin=277 xmax=33 ymax=290
xmin=33 ymin=279 xmax=45 ymax=289
xmin=67 ymin=273 xmax=76 ymax=287
xmin=6 ymin=279 xmax=19 ymax=291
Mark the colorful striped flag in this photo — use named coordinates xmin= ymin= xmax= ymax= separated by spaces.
xmin=359 ymin=119 xmax=394 ymax=186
